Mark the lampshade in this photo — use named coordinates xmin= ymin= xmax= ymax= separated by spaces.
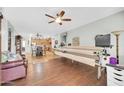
xmin=111 ymin=30 xmax=124 ymax=35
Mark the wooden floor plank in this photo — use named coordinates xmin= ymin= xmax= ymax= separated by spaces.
xmin=11 ymin=56 xmax=106 ymax=86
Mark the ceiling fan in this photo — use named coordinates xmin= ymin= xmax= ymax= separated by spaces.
xmin=45 ymin=10 xmax=71 ymax=25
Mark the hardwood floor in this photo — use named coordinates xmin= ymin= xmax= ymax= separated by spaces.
xmin=26 ymin=52 xmax=58 ymax=64
xmin=9 ymin=52 xmax=107 ymax=86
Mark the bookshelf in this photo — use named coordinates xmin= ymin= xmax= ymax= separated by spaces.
xmin=15 ymin=35 xmax=22 ymax=55
xmin=8 ymin=30 xmax=11 ymax=52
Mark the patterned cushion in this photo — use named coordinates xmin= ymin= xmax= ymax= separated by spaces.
xmin=1 ymin=53 xmax=8 ymax=63
xmin=1 ymin=51 xmax=22 ymax=63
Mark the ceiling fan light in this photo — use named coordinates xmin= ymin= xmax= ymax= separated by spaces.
xmin=55 ymin=17 xmax=61 ymax=23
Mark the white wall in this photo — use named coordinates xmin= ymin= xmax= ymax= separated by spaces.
xmin=1 ymin=18 xmax=8 ymax=51
xmin=54 ymin=11 xmax=124 ymax=65
xmin=53 ymin=34 xmax=61 ymax=48
xmin=1 ymin=18 xmax=16 ymax=53
xmin=17 ymin=32 xmax=31 ymax=53
xmin=8 ymin=21 xmax=16 ymax=53
xmin=66 ymin=11 xmax=124 ymax=65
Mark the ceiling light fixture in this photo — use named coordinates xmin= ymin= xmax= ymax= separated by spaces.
xmin=45 ymin=10 xmax=71 ymax=25
xmin=55 ymin=17 xmax=61 ymax=23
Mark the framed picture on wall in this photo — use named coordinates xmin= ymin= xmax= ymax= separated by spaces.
xmin=72 ymin=37 xmax=80 ymax=46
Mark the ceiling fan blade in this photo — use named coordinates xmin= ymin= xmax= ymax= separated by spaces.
xmin=48 ymin=20 xmax=55 ymax=23
xmin=59 ymin=22 xmax=62 ymax=25
xmin=59 ymin=11 xmax=65 ymax=17
xmin=62 ymin=18 xmax=71 ymax=21
xmin=45 ymin=14 xmax=55 ymax=19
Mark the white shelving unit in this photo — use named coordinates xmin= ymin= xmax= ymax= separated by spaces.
xmin=106 ymin=64 xmax=124 ymax=86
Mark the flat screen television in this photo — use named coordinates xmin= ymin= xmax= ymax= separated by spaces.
xmin=95 ymin=34 xmax=111 ymax=47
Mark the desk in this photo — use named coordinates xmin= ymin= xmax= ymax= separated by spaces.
xmin=54 ymin=46 xmax=108 ymax=79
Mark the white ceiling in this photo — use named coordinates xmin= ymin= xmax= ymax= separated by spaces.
xmin=3 ymin=7 xmax=124 ymax=36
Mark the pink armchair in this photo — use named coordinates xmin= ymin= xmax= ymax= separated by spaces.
xmin=1 ymin=59 xmax=28 ymax=84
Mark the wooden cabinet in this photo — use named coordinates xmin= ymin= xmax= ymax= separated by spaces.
xmin=31 ymin=38 xmax=52 ymax=51
xmin=15 ymin=35 xmax=22 ymax=55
